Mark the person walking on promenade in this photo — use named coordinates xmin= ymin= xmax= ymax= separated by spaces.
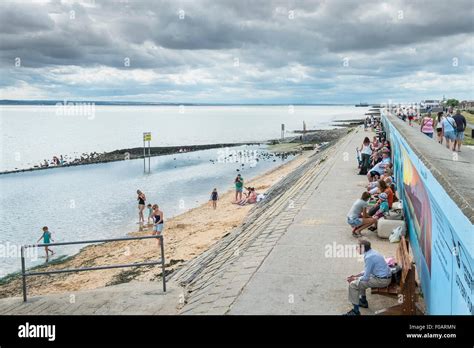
xmin=234 ymin=174 xmax=244 ymax=202
xmin=344 ymin=239 xmax=392 ymax=315
xmin=435 ymin=112 xmax=445 ymax=144
xmin=137 ymin=189 xmax=146 ymax=224
xmin=152 ymin=204 xmax=164 ymax=247
xmin=210 ymin=188 xmax=219 ymax=209
xmin=453 ymin=110 xmax=467 ymax=152
xmin=407 ymin=109 xmax=414 ymax=126
xmin=420 ymin=112 xmax=434 ymax=138
xmin=441 ymin=112 xmax=457 ymax=151
xmin=358 ymin=137 xmax=372 ymax=175
xmin=37 ymin=226 xmax=55 ymax=262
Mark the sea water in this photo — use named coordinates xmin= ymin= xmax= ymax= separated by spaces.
xmin=0 ymin=105 xmax=366 ymax=275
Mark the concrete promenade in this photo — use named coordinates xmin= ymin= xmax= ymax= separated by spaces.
xmin=0 ymin=127 xmax=397 ymax=315
xmin=174 ymin=126 xmax=397 ymax=315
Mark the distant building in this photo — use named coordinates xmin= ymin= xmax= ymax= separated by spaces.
xmin=459 ymin=100 xmax=474 ymax=110
xmin=420 ymin=100 xmax=443 ymax=113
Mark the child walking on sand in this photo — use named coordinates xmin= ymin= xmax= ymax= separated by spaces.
xmin=37 ymin=226 xmax=55 ymax=262
xmin=147 ymin=204 xmax=153 ymax=224
xmin=210 ymin=188 xmax=219 ymax=209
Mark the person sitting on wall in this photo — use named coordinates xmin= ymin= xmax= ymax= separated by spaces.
xmin=344 ymin=239 xmax=392 ymax=316
xmin=367 ymin=148 xmax=391 ymax=182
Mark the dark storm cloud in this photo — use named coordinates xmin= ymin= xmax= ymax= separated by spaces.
xmin=0 ymin=0 xmax=472 ymax=102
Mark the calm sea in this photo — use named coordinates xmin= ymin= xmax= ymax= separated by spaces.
xmin=0 ymin=105 xmax=366 ymax=276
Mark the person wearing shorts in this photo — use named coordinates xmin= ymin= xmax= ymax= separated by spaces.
xmin=210 ymin=188 xmax=219 ymax=209
xmin=347 ymin=192 xmax=375 ymax=237
xmin=152 ymin=204 xmax=164 ymax=247
xmin=234 ymin=174 xmax=244 ymax=202
xmin=435 ymin=112 xmax=445 ymax=144
xmin=442 ymin=115 xmax=457 ymax=151
xmin=147 ymin=204 xmax=153 ymax=224
xmin=37 ymin=226 xmax=55 ymax=262
xmin=453 ymin=110 xmax=467 ymax=152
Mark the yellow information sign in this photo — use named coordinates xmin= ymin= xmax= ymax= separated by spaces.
xmin=143 ymin=132 xmax=152 ymax=141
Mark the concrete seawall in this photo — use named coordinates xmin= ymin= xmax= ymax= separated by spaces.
xmin=382 ymin=112 xmax=473 ymax=315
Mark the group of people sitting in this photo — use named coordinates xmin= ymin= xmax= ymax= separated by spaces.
xmin=232 ymin=174 xmax=265 ymax=206
xmin=349 ymin=130 xmax=398 ymax=238
xmin=344 ymin=123 xmax=400 ymax=315
xmin=357 ymin=135 xmax=391 ymax=176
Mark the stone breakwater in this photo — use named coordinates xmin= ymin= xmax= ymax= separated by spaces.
xmin=2 ymin=128 xmax=354 ymax=175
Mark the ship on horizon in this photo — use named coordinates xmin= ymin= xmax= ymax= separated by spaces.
xmin=355 ymin=102 xmax=369 ymax=107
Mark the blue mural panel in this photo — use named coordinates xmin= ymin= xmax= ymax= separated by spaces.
xmin=383 ymin=115 xmax=473 ymax=315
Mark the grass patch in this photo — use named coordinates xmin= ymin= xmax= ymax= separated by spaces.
xmin=462 ymin=111 xmax=474 ymax=146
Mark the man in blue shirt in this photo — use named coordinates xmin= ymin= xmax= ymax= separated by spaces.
xmin=344 ymin=239 xmax=392 ymax=315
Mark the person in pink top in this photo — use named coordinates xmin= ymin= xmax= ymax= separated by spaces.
xmin=420 ymin=113 xmax=434 ymax=138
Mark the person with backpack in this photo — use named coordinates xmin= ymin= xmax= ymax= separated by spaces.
xmin=441 ymin=112 xmax=457 ymax=151
xmin=452 ymin=110 xmax=467 ymax=152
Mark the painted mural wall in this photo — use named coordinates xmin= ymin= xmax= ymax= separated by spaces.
xmin=383 ymin=114 xmax=473 ymax=315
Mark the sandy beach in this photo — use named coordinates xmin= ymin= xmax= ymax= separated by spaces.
xmin=0 ymin=147 xmax=315 ymax=299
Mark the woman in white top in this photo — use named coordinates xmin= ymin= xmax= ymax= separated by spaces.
xmin=358 ymin=137 xmax=372 ymax=175
xmin=435 ymin=112 xmax=445 ymax=144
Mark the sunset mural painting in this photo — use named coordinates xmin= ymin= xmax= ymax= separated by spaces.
xmin=401 ymin=147 xmax=432 ymax=274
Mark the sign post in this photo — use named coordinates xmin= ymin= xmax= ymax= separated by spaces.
xmin=143 ymin=132 xmax=152 ymax=173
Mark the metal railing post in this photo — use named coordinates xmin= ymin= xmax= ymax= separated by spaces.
xmin=160 ymin=236 xmax=166 ymax=292
xmin=18 ymin=235 xmax=167 ymax=299
xmin=21 ymin=246 xmax=27 ymax=302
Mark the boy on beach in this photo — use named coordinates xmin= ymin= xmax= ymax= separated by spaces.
xmin=234 ymin=174 xmax=244 ymax=202
xmin=147 ymin=204 xmax=153 ymax=224
xmin=37 ymin=226 xmax=55 ymax=262
xmin=210 ymin=188 xmax=219 ymax=209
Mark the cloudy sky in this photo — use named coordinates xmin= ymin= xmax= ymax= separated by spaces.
xmin=0 ymin=0 xmax=473 ymax=103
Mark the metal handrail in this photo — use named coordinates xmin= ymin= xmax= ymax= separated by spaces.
xmin=20 ymin=235 xmax=166 ymax=302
